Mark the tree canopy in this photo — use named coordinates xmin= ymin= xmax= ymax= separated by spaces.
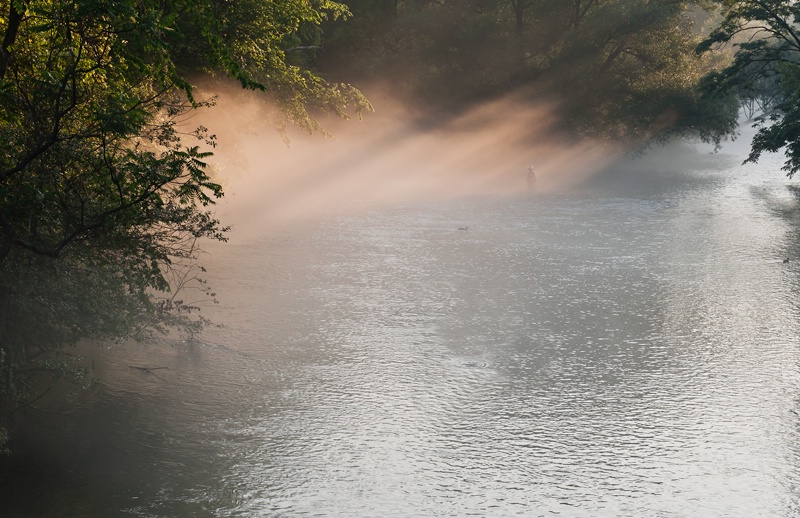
xmin=319 ymin=0 xmax=737 ymax=145
xmin=0 ymin=0 xmax=369 ymax=438
xmin=698 ymin=0 xmax=800 ymax=176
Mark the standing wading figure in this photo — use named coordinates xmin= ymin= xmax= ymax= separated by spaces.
xmin=527 ymin=166 xmax=537 ymax=193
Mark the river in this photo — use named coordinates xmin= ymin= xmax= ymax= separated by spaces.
xmin=2 ymin=136 xmax=800 ymax=517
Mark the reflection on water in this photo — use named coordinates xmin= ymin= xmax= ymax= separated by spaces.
xmin=3 ymin=145 xmax=800 ymax=517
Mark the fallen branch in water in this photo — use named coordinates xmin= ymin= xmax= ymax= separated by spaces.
xmin=128 ymin=365 xmax=169 ymax=373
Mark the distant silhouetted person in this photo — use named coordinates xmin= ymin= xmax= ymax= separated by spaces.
xmin=526 ymin=166 xmax=537 ymax=192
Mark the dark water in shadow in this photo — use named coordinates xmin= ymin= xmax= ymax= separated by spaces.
xmin=3 ymin=142 xmax=800 ymax=517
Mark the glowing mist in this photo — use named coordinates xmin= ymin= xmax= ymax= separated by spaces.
xmin=192 ymin=82 xmax=624 ymax=234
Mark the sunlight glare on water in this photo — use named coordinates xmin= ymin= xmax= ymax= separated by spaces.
xmin=4 ymin=136 xmax=800 ymax=517
xmin=199 ymin=143 xmax=800 ymax=517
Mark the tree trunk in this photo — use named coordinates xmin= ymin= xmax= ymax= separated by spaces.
xmin=512 ymin=0 xmax=526 ymax=70
xmin=0 ymin=1 xmax=26 ymax=81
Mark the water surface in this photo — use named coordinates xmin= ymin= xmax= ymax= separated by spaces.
xmin=3 ymin=142 xmax=800 ymax=517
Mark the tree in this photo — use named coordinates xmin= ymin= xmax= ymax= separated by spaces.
xmin=0 ymin=0 xmax=369 ymax=445
xmin=319 ymin=0 xmax=736 ymax=145
xmin=698 ymin=0 xmax=800 ymax=176
xmin=558 ymin=1 xmax=739 ymax=144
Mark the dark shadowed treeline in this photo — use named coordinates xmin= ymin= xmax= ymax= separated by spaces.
xmin=317 ymin=0 xmax=738 ymax=145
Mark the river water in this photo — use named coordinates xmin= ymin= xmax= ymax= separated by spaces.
xmin=3 ymin=138 xmax=800 ymax=517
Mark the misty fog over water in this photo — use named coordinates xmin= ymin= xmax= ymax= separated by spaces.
xmin=4 ymin=125 xmax=800 ymax=517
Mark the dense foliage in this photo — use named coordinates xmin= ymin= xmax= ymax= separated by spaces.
xmin=698 ymin=0 xmax=800 ymax=176
xmin=320 ymin=0 xmax=738 ymax=145
xmin=0 ymin=0 xmax=369 ymax=440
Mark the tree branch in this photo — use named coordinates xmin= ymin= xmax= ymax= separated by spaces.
xmin=0 ymin=0 xmax=26 ymax=81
